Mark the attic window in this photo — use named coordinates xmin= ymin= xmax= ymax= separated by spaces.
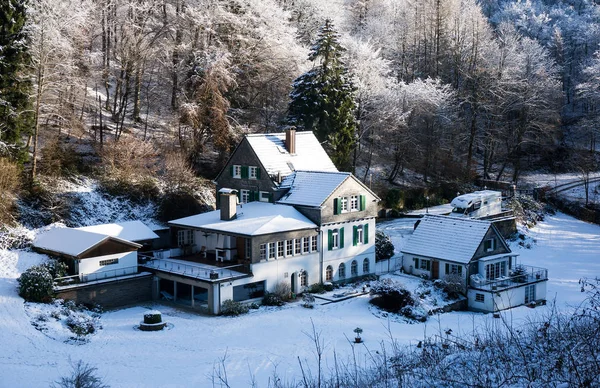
xmin=484 ymin=238 xmax=496 ymax=252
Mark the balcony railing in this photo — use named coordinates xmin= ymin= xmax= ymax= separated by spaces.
xmin=470 ymin=265 xmax=548 ymax=291
xmin=140 ymin=258 xmax=251 ymax=281
xmin=54 ymin=266 xmax=139 ymax=287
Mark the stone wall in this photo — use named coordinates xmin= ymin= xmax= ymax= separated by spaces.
xmin=55 ymin=274 xmax=153 ymax=309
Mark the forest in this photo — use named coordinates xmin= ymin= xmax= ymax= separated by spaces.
xmin=1 ymin=0 xmax=599 ymax=224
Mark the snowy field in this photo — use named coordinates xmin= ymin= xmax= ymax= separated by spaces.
xmin=1 ymin=212 xmax=599 ymax=387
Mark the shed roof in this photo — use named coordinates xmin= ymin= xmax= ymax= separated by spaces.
xmin=277 ymin=171 xmax=351 ymax=207
xmin=401 ymin=215 xmax=499 ymax=264
xmin=33 ymin=227 xmax=141 ymax=259
xmin=169 ymin=202 xmax=317 ymax=236
xmin=76 ymin=220 xmax=159 ymax=242
xmin=245 ymin=132 xmax=338 ymax=178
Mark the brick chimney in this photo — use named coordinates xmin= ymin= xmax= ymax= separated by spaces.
xmin=219 ymin=188 xmax=238 ymax=221
xmin=285 ymin=128 xmax=296 ymax=155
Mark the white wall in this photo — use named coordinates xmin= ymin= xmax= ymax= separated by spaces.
xmin=375 ymin=256 xmax=401 ymax=275
xmin=467 ymin=281 xmax=547 ymax=312
xmin=322 ymin=219 xmax=376 ymax=281
xmin=79 ymin=251 xmax=138 ymax=282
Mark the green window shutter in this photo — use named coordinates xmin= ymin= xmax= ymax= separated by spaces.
xmin=241 ymin=166 xmax=249 ymax=179
xmin=364 ymin=223 xmax=369 ymax=244
xmin=445 ymin=263 xmax=449 ymax=274
xmin=458 ymin=265 xmax=462 ymax=275
xmin=216 ymin=190 xmax=221 ymax=208
xmin=256 ymin=168 xmax=261 ymax=179
xmin=340 ymin=227 xmax=345 ymax=248
xmin=249 ymin=191 xmax=254 ymax=202
xmin=328 ymin=230 xmax=333 ymax=250
xmin=229 ymin=165 xmax=234 ymax=176
xmin=426 ymin=260 xmax=431 ymax=271
xmin=269 ymin=193 xmax=273 ymax=203
xmin=333 ymin=198 xmax=339 ymax=215
xmin=353 ymin=226 xmax=358 ymax=246
xmin=360 ymin=195 xmax=366 ymax=211
xmin=414 ymin=258 xmax=419 ymax=269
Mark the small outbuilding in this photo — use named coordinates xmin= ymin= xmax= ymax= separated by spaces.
xmin=33 ymin=227 xmax=141 ymax=282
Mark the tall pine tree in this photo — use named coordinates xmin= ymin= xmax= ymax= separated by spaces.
xmin=287 ymin=19 xmax=357 ymax=171
xmin=0 ymin=0 xmax=32 ymax=161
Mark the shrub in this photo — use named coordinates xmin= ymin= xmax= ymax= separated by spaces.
xmin=52 ymin=360 xmax=108 ymax=388
xmin=375 ymin=231 xmax=395 ymax=262
xmin=18 ymin=264 xmax=54 ymax=303
xmin=40 ymin=139 xmax=81 ymax=177
xmin=273 ymin=281 xmax=292 ymax=301
xmin=511 ymin=265 xmax=528 ymax=283
xmin=221 ymin=299 xmax=249 ymax=316
xmin=434 ymin=274 xmax=464 ymax=299
xmin=262 ymin=292 xmax=285 ymax=306
xmin=369 ymin=279 xmax=415 ymax=313
xmin=66 ymin=314 xmax=97 ymax=337
xmin=302 ymin=293 xmax=315 ymax=309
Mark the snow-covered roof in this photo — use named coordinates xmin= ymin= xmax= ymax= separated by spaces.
xmin=169 ymin=202 xmax=317 ymax=236
xmin=76 ymin=220 xmax=159 ymax=242
xmin=401 ymin=215 xmax=501 ymax=264
xmin=277 ymin=171 xmax=351 ymax=207
xmin=450 ymin=190 xmax=501 ymax=209
xmin=245 ymin=132 xmax=338 ymax=178
xmin=33 ymin=227 xmax=141 ymax=258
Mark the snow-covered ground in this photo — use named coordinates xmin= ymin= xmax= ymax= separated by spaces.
xmin=0 ymin=212 xmax=599 ymax=387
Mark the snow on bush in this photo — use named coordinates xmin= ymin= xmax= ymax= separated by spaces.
xmin=27 ymin=300 xmax=102 ymax=343
xmin=375 ymin=230 xmax=395 ymax=262
xmin=18 ymin=264 xmax=54 ymax=303
xmin=220 ymin=300 xmax=249 ymax=316
xmin=0 ymin=224 xmax=34 ymax=250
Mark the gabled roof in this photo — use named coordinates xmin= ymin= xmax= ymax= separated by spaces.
xmin=245 ymin=131 xmax=338 ymax=177
xmin=277 ymin=171 xmax=351 ymax=207
xmin=76 ymin=220 xmax=159 ymax=242
xmin=33 ymin=227 xmax=141 ymax=259
xmin=401 ymin=215 xmax=508 ymax=264
xmin=277 ymin=170 xmax=381 ymax=207
xmin=168 ymin=202 xmax=317 ymax=236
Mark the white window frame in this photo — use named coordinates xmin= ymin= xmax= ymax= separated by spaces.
xmin=356 ymin=225 xmax=364 ymax=245
xmin=268 ymin=242 xmax=276 ymax=259
xmin=350 ymin=195 xmax=359 ymax=211
xmin=484 ymin=238 xmax=496 ymax=252
xmin=332 ymin=229 xmax=340 ymax=249
xmin=177 ymin=230 xmax=194 ymax=246
xmin=351 ymin=260 xmax=358 ymax=276
xmin=525 ymin=284 xmax=536 ymax=304
xmin=325 ymin=266 xmax=333 ymax=281
xmin=249 ymin=166 xmax=258 ymax=179
xmin=341 ymin=197 xmax=348 ymax=213
xmin=232 ymin=165 xmax=242 ymax=179
xmin=295 ymin=239 xmax=301 ymax=254
xmin=302 ymin=237 xmax=309 ymax=254
xmin=300 ymin=271 xmax=307 ymax=287
xmin=259 ymin=191 xmax=270 ymax=202
xmin=277 ymin=241 xmax=284 ymax=258
xmin=420 ymin=259 xmax=430 ymax=270
xmin=338 ymin=263 xmax=346 ymax=279
xmin=449 ymin=264 xmax=462 ymax=275
xmin=310 ymin=235 xmax=317 ymax=252
xmin=363 ymin=258 xmax=370 ymax=273
xmin=475 ymin=293 xmax=485 ymax=303
xmin=240 ymin=189 xmax=250 ymax=204
xmin=286 ymin=239 xmax=294 ymax=256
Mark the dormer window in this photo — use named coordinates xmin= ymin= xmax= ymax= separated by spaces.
xmin=484 ymin=238 xmax=496 ymax=252
xmin=341 ymin=197 xmax=348 ymax=212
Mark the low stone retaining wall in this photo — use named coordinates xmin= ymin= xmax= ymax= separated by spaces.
xmin=55 ymin=273 xmax=153 ymax=309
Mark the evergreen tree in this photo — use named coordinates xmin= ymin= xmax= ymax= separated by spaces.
xmin=287 ymin=19 xmax=357 ymax=171
xmin=0 ymin=0 xmax=32 ymax=161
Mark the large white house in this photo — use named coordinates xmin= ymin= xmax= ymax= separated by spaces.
xmin=139 ymin=130 xmax=380 ymax=314
xmin=401 ymin=215 xmax=548 ymax=312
